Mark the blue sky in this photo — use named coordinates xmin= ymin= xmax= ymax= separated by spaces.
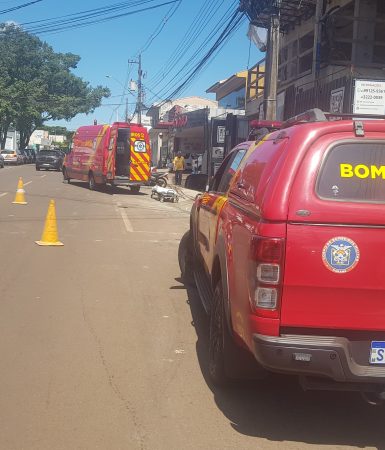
xmin=4 ymin=0 xmax=263 ymax=130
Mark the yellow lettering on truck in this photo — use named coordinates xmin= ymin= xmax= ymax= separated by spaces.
xmin=355 ymin=165 xmax=370 ymax=178
xmin=340 ymin=164 xmax=385 ymax=179
xmin=340 ymin=164 xmax=354 ymax=177
xmin=371 ymin=165 xmax=385 ymax=179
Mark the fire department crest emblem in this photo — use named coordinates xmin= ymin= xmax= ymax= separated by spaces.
xmin=322 ymin=237 xmax=360 ymax=273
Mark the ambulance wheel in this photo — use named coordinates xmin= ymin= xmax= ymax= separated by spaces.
xmin=88 ymin=173 xmax=96 ymax=190
xmin=130 ymin=185 xmax=140 ymax=194
xmin=178 ymin=230 xmax=195 ymax=285
xmin=209 ymin=281 xmax=266 ymax=386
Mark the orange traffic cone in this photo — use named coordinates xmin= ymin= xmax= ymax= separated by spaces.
xmin=35 ymin=199 xmax=64 ymax=246
xmin=12 ymin=177 xmax=27 ymax=205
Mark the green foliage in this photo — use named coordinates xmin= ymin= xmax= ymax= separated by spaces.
xmin=0 ymin=24 xmax=110 ymax=148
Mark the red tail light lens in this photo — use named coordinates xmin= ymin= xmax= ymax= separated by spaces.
xmin=254 ymin=237 xmax=284 ymax=263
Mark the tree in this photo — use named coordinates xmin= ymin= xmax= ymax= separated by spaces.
xmin=0 ymin=24 xmax=110 ymax=148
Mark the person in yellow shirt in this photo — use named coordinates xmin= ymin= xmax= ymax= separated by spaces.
xmin=173 ymin=151 xmax=185 ymax=185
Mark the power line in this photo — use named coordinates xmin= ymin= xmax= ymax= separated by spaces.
xmin=158 ymin=9 xmax=244 ymax=103
xmin=145 ymin=1 xmax=237 ymax=95
xmin=138 ymin=0 xmax=182 ymax=55
xmin=146 ymin=0 xmax=221 ymax=87
xmin=21 ymin=0 xmax=180 ymax=36
xmin=146 ymin=2 xmax=240 ymax=103
xmin=0 ymin=0 xmax=42 ymax=15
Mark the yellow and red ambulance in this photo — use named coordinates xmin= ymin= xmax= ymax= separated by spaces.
xmin=63 ymin=121 xmax=151 ymax=193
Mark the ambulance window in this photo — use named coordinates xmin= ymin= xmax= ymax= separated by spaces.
xmin=317 ymin=142 xmax=385 ymax=203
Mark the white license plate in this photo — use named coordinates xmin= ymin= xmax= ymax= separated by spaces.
xmin=370 ymin=341 xmax=385 ymax=364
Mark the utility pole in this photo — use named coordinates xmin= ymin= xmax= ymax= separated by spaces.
xmin=125 ymin=97 xmax=129 ymax=122
xmin=263 ymin=10 xmax=280 ymax=121
xmin=128 ymin=54 xmax=144 ymax=125
xmin=137 ymin=53 xmax=143 ymax=125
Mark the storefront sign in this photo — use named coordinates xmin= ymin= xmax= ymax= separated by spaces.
xmin=174 ymin=108 xmax=208 ymax=129
xmin=217 ymin=126 xmax=225 ymax=144
xmin=211 ymin=119 xmax=226 ymax=163
xmin=353 ymin=79 xmax=385 ymax=115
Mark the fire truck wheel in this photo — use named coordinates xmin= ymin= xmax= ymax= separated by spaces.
xmin=130 ymin=185 xmax=140 ymax=194
xmin=209 ymin=282 xmax=230 ymax=386
xmin=178 ymin=230 xmax=195 ymax=285
xmin=209 ymin=281 xmax=267 ymax=385
xmin=62 ymin=168 xmax=70 ymax=183
xmin=88 ymin=173 xmax=95 ymax=190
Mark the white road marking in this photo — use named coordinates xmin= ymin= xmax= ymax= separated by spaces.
xmin=174 ymin=349 xmax=185 ymax=354
xmin=0 ymin=193 xmax=8 ymax=198
xmin=40 ymin=175 xmax=46 ymax=178
xmin=24 ymin=181 xmax=33 ymax=186
xmin=118 ymin=207 xmax=134 ymax=232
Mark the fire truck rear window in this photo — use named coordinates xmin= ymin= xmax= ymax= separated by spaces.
xmin=317 ymin=142 xmax=385 ymax=203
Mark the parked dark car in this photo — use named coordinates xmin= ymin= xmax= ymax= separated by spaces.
xmin=36 ymin=149 xmax=64 ymax=171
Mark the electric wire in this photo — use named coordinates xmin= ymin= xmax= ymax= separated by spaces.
xmin=160 ymin=10 xmax=245 ymax=102
xmin=146 ymin=0 xmax=222 ymax=87
xmin=21 ymin=0 xmax=180 ymax=36
xmin=146 ymin=2 xmax=239 ymax=103
xmin=138 ymin=0 xmax=182 ymax=54
xmin=146 ymin=1 xmax=237 ymax=94
xmin=0 ymin=0 xmax=42 ymax=15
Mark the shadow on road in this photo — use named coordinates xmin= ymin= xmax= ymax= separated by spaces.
xmin=184 ymin=284 xmax=385 ymax=449
xmin=66 ymin=181 xmax=147 ymax=196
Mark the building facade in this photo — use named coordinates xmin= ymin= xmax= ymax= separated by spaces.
xmin=242 ymin=0 xmax=385 ymax=120
xmin=147 ymin=96 xmax=218 ymax=166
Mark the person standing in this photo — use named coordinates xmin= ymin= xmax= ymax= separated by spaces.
xmin=173 ymin=151 xmax=185 ymax=186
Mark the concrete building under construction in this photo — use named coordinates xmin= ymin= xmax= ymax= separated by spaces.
xmin=241 ymin=0 xmax=385 ymax=120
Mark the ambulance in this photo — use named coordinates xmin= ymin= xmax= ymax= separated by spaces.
xmin=63 ymin=122 xmax=151 ymax=192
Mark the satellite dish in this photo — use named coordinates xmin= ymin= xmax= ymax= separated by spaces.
xmin=247 ymin=24 xmax=267 ymax=52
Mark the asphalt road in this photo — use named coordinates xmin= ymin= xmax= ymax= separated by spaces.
xmin=0 ymin=164 xmax=385 ymax=450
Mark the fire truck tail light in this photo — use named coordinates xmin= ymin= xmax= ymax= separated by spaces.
xmin=257 ymin=263 xmax=280 ymax=284
xmin=254 ymin=238 xmax=284 ymax=263
xmin=251 ymin=236 xmax=285 ymax=318
xmin=255 ymin=287 xmax=278 ymax=309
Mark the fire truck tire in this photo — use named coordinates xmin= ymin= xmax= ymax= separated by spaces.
xmin=88 ymin=173 xmax=95 ymax=190
xmin=209 ymin=281 xmax=266 ymax=386
xmin=178 ymin=230 xmax=195 ymax=285
xmin=62 ymin=168 xmax=70 ymax=183
xmin=209 ymin=282 xmax=232 ymax=386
